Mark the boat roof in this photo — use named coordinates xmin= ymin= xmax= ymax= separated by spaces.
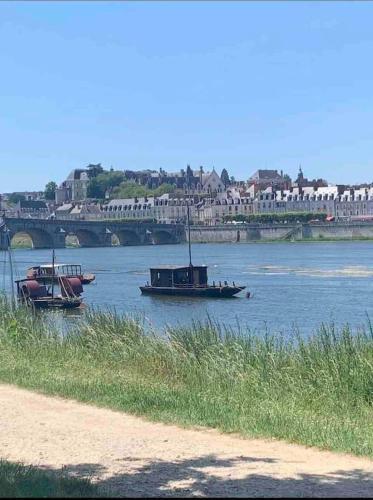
xmin=36 ymin=263 xmax=80 ymax=268
xmin=150 ymin=265 xmax=207 ymax=271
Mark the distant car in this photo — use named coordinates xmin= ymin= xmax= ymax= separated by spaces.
xmin=309 ymin=219 xmax=320 ymax=223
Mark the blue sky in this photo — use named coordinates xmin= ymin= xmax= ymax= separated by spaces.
xmin=1 ymin=1 xmax=373 ymax=192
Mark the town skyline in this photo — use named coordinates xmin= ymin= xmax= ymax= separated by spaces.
xmin=3 ymin=162 xmax=373 ymax=195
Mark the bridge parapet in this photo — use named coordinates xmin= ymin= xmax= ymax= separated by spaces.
xmin=0 ymin=218 xmax=185 ymax=250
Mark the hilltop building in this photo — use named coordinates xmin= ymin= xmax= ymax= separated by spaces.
xmin=49 ymin=165 xmax=373 ymax=225
xmin=55 ymin=165 xmax=225 ymax=204
xmin=55 ymin=169 xmax=90 ymax=203
xmin=293 ymin=166 xmax=328 ymax=189
xmin=248 ymin=169 xmax=291 ymax=193
xmin=123 ymin=165 xmax=225 ymax=194
xmin=249 ymin=169 xmax=283 ymax=186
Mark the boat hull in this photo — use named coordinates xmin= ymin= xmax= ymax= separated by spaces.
xmin=140 ymin=285 xmax=246 ymax=298
xmin=19 ymin=297 xmax=82 ymax=309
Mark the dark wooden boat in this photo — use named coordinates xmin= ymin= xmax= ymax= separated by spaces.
xmin=16 ymin=276 xmax=83 ymax=309
xmin=1 ymin=223 xmax=83 ymax=310
xmin=140 ymin=265 xmax=245 ymax=297
xmin=140 ymin=202 xmax=247 ymax=298
xmin=16 ymin=250 xmax=84 ymax=309
xmin=27 ymin=264 xmax=95 ymax=285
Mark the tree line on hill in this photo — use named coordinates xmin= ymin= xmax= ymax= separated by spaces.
xmin=85 ymin=164 xmax=179 ymax=199
xmin=8 ymin=164 xmax=234 ymax=205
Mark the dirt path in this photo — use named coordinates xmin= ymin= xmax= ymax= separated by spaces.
xmin=0 ymin=384 xmax=372 ymax=497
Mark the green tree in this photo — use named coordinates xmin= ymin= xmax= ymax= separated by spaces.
xmin=111 ymin=181 xmax=176 ymax=200
xmin=86 ymin=163 xmax=104 ymax=178
xmin=87 ymin=170 xmax=126 ymax=199
xmin=8 ymin=193 xmax=26 ymax=205
xmin=223 ymin=212 xmax=327 ymax=224
xmin=87 ymin=178 xmax=105 ymax=199
xmin=221 ymin=168 xmax=230 ymax=187
xmin=153 ymin=183 xmax=176 ymax=197
xmin=44 ymin=181 xmax=57 ymax=201
xmin=112 ymin=181 xmax=148 ymax=199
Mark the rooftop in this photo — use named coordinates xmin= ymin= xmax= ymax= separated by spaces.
xmin=19 ymin=200 xmax=48 ymax=209
xmin=250 ymin=169 xmax=283 ymax=181
xmin=150 ymin=265 xmax=207 ymax=270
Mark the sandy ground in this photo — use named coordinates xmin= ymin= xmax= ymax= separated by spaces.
xmin=0 ymin=384 xmax=372 ymax=497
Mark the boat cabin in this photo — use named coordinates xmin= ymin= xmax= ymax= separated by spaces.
xmin=149 ymin=265 xmax=208 ymax=288
xmin=29 ymin=264 xmax=82 ymax=277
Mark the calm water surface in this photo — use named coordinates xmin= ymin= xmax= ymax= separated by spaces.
xmin=2 ymin=241 xmax=373 ymax=336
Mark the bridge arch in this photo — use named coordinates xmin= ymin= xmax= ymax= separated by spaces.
xmin=11 ymin=229 xmax=54 ymax=249
xmin=115 ymin=229 xmax=141 ymax=246
xmin=151 ymin=230 xmax=175 ymax=245
xmin=72 ymin=229 xmax=102 ymax=247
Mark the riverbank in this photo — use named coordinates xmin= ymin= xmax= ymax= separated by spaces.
xmin=0 ymin=298 xmax=372 ymax=459
xmin=189 ymin=222 xmax=373 ymax=243
xmin=190 ymin=236 xmax=373 ymax=244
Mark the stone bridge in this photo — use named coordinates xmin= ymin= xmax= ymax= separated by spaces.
xmin=0 ymin=218 xmax=185 ymax=249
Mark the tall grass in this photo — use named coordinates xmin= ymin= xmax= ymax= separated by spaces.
xmin=0 ymin=460 xmax=100 ymax=498
xmin=0 ymin=296 xmax=372 ymax=457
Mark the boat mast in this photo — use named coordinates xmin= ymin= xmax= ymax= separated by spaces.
xmin=51 ymin=248 xmax=55 ymax=299
xmin=6 ymin=228 xmax=16 ymax=310
xmin=2 ymin=222 xmax=16 ymax=309
xmin=187 ymin=199 xmax=192 ymax=269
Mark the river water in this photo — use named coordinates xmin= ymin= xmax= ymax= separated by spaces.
xmin=2 ymin=241 xmax=373 ymax=336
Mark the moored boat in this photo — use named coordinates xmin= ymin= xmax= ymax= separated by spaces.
xmin=1 ymin=223 xmax=84 ymax=310
xmin=140 ymin=201 xmax=247 ymax=298
xmin=27 ymin=263 xmax=95 ymax=285
xmin=18 ymin=250 xmax=84 ymax=309
xmin=140 ymin=265 xmax=245 ymax=298
xmin=15 ymin=275 xmax=83 ymax=309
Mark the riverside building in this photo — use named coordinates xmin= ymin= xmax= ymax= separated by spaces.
xmin=53 ymin=186 xmax=373 ymax=224
xmin=253 ymin=186 xmax=373 ymax=218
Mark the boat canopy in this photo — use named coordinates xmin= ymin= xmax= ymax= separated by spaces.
xmin=30 ymin=264 xmax=82 ymax=276
xmin=149 ymin=265 xmax=208 ymax=287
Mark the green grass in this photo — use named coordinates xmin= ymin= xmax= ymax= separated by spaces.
xmin=0 ymin=460 xmax=100 ymax=498
xmin=0 ymin=297 xmax=372 ymax=458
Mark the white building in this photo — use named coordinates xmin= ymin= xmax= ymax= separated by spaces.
xmin=101 ymin=194 xmax=195 ymax=223
xmin=335 ymin=187 xmax=373 ymax=218
xmin=253 ymin=185 xmax=373 ymax=218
